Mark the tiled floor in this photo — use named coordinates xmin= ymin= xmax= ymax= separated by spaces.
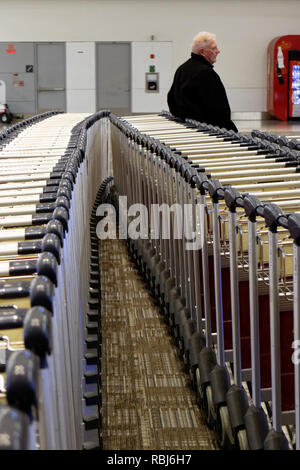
xmin=99 ymin=236 xmax=219 ymax=450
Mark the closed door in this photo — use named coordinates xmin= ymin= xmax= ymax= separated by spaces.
xmin=36 ymin=43 xmax=66 ymax=113
xmin=96 ymin=42 xmax=131 ymax=115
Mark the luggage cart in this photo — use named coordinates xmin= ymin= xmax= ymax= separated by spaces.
xmin=0 ymin=80 xmax=13 ymax=124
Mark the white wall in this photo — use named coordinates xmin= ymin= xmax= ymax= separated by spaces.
xmin=2 ymin=0 xmax=300 ymax=112
xmin=131 ymin=42 xmax=173 ymax=113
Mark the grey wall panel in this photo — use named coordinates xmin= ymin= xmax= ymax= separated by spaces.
xmin=0 ymin=43 xmax=34 ymax=73
xmin=36 ymin=43 xmax=66 ymax=112
xmin=37 ymin=91 xmax=65 ymax=112
xmin=5 ymin=100 xmax=36 ymax=114
xmin=0 ymin=43 xmax=35 ymax=114
xmin=96 ymin=42 xmax=131 ymax=115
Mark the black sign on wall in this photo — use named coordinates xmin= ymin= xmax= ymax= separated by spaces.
xmin=25 ymin=65 xmax=33 ymax=73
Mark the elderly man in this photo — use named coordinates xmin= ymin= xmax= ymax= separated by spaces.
xmin=167 ymin=31 xmax=237 ymax=131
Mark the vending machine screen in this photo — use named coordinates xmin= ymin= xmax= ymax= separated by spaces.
xmin=289 ymin=61 xmax=300 ymax=117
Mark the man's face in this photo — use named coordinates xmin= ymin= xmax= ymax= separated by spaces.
xmin=200 ymin=40 xmax=220 ymax=64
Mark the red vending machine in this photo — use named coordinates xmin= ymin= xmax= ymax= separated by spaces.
xmin=267 ymin=35 xmax=300 ymax=120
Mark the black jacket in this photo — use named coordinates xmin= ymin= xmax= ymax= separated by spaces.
xmin=167 ymin=53 xmax=238 ymax=131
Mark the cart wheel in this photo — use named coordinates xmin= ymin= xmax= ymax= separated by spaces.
xmin=183 ymin=350 xmax=190 ymax=372
xmin=195 ymin=368 xmax=204 ymax=406
xmin=177 ymin=337 xmax=184 ymax=357
xmin=237 ymin=429 xmax=249 ymax=450
xmin=1 ymin=112 xmax=12 ymax=123
xmin=1 ymin=113 xmax=9 ymax=123
xmin=204 ymin=385 xmax=216 ymax=429
xmin=189 ymin=365 xmax=196 ymax=391
xmin=216 ymin=405 xmax=235 ymax=449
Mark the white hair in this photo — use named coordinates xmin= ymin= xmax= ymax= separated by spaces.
xmin=192 ymin=32 xmax=216 ymax=54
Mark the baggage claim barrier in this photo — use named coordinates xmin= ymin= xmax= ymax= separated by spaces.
xmin=0 ymin=110 xmax=111 ymax=450
xmin=108 ymin=111 xmax=300 ymax=450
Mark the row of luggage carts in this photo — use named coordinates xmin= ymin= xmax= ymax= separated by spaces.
xmin=108 ymin=111 xmax=300 ymax=450
xmin=3 ymin=106 xmax=300 ymax=451
xmin=0 ymin=110 xmax=112 ymax=449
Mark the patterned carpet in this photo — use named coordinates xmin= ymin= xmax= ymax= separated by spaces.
xmin=99 ymin=237 xmax=219 ymax=450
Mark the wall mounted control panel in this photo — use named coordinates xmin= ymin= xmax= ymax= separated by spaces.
xmin=145 ymin=72 xmax=159 ymax=92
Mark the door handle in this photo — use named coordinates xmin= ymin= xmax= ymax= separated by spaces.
xmin=38 ymin=88 xmax=65 ymax=92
